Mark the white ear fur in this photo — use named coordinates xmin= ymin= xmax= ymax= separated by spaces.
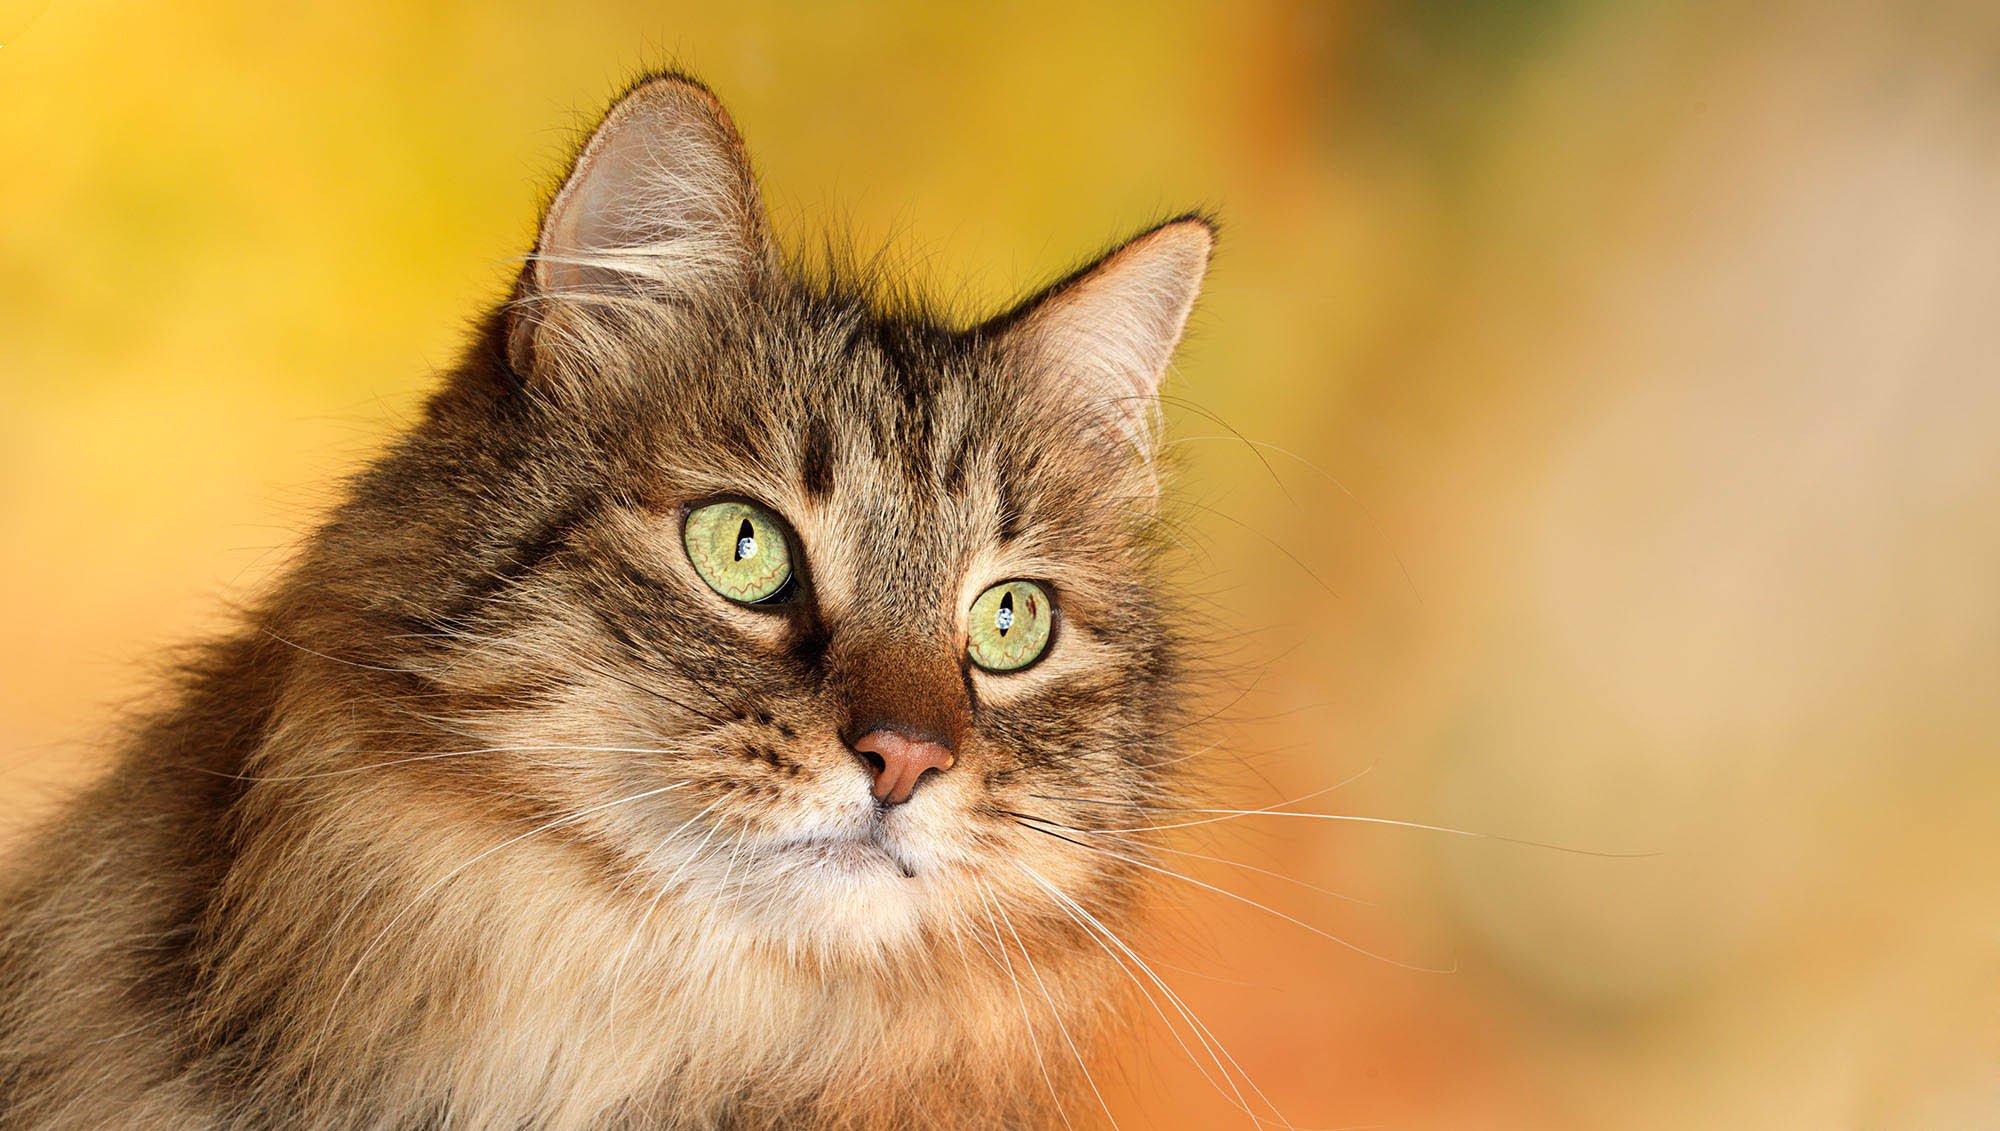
xmin=995 ymin=218 xmax=1213 ymax=450
xmin=509 ymin=76 xmax=768 ymax=372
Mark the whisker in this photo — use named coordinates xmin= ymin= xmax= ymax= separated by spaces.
xmin=1048 ymin=895 xmax=1263 ymax=1126
xmin=1014 ymin=861 xmax=1290 ymax=1130
xmin=1081 ymin=826 xmax=1375 ymax=908
xmin=975 ymin=880 xmax=1119 ymax=1131
xmin=260 ymin=628 xmax=432 ymax=676
xmin=952 ymin=886 xmax=1074 ymax=1131
xmin=1031 ymin=800 xmax=1656 ymax=857
xmin=1013 ymin=819 xmax=1455 ymax=975
xmin=1023 ymin=762 xmax=1376 ymax=833
xmin=198 ymin=744 xmax=694 ymax=783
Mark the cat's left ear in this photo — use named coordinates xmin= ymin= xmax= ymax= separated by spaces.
xmin=987 ymin=216 xmax=1214 ymax=452
xmin=507 ymin=74 xmax=771 ymax=376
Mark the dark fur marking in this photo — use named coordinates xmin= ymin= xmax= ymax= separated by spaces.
xmin=787 ymin=624 xmax=829 ymax=676
xmin=441 ymin=497 xmax=597 ymax=626
xmin=590 ymin=604 xmax=655 ymax=664
xmin=940 ymin=426 xmax=973 ymax=496
xmin=617 ymin=558 xmax=672 ymax=596
xmin=995 ymin=477 xmax=1023 ymax=544
xmin=800 ymin=420 xmax=834 ymax=499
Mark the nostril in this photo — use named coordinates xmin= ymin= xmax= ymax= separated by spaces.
xmin=850 ymin=728 xmax=955 ymax=805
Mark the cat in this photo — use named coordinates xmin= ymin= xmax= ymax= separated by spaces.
xmin=0 ymin=72 xmax=1212 ymax=1129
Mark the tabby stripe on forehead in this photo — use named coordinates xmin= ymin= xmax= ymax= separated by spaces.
xmin=996 ymin=477 xmax=1023 ymax=544
xmin=940 ymin=426 xmax=973 ymax=496
xmin=801 ymin=420 xmax=834 ymax=499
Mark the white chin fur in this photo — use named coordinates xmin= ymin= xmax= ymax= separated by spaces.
xmin=755 ymin=856 xmax=927 ymax=955
xmin=637 ymin=779 xmax=982 ymax=959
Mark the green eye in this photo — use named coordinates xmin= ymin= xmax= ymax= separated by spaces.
xmin=967 ymin=580 xmax=1055 ymax=672
xmin=683 ymin=500 xmax=795 ymax=605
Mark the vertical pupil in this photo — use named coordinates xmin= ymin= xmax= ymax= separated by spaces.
xmin=734 ymin=518 xmax=756 ymax=562
xmin=994 ymin=590 xmax=1015 ymax=635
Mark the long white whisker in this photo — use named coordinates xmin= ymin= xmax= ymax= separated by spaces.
xmin=1059 ymin=805 xmax=1653 ymax=856
xmin=976 ymin=881 xmax=1116 ymax=1130
xmin=1015 ymin=861 xmax=1292 ymax=1131
xmin=214 ymin=745 xmax=697 ymax=783
xmin=1027 ymin=764 xmax=1375 ymax=835
xmin=1018 ymin=821 xmax=1454 ymax=975
xmin=952 ymin=887 xmax=1074 ymax=1131
xmin=1093 ymin=832 xmax=1374 ymax=908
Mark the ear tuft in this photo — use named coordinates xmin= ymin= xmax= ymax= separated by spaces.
xmin=508 ymin=74 xmax=769 ymax=374
xmin=991 ymin=216 xmax=1214 ymax=449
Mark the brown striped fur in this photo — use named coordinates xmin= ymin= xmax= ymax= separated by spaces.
xmin=0 ymin=73 xmax=1213 ymax=1129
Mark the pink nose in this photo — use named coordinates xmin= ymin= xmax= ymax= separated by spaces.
xmin=851 ymin=729 xmax=955 ymax=805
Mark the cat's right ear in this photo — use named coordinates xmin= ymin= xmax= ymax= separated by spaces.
xmin=506 ymin=74 xmax=771 ymax=378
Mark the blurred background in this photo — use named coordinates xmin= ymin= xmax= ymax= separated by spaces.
xmin=3 ymin=1 xmax=1997 ymax=1127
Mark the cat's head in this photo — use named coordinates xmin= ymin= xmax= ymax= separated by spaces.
xmin=304 ymin=75 xmax=1210 ymax=966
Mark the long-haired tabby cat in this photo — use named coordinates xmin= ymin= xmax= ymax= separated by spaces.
xmin=0 ymin=74 xmax=1213 ymax=1128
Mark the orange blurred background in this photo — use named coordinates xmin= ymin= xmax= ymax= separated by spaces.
xmin=4 ymin=2 xmax=1997 ymax=1127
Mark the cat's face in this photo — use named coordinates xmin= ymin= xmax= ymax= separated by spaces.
xmin=428 ymin=316 xmax=1171 ymax=957
xmin=324 ymin=77 xmax=1210 ymax=966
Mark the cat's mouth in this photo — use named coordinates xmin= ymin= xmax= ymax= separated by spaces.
xmin=777 ymin=828 xmax=918 ymax=879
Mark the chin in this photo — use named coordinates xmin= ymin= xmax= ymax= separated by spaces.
xmin=682 ymin=840 xmax=927 ymax=962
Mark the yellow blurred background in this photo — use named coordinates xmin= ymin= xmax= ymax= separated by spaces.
xmin=4 ymin=2 xmax=1997 ymax=1127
